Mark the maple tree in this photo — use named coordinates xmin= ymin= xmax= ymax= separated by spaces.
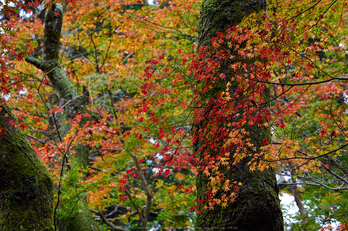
xmin=193 ymin=0 xmax=348 ymax=228
xmin=250 ymin=1 xmax=348 ymax=230
xmin=193 ymin=0 xmax=284 ymax=229
xmin=0 ymin=1 xmax=55 ymax=230
xmin=2 ymin=0 xmax=348 ymax=230
xmin=2 ymin=0 xmax=198 ymax=230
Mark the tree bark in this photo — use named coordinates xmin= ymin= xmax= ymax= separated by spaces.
xmin=26 ymin=4 xmax=99 ymax=231
xmin=0 ymin=105 xmax=54 ymax=231
xmin=195 ymin=0 xmax=284 ymax=230
xmin=289 ymin=163 xmax=308 ymax=217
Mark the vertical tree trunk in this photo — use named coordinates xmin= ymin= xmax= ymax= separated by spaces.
xmin=195 ymin=0 xmax=284 ymax=230
xmin=26 ymin=4 xmax=99 ymax=231
xmin=0 ymin=105 xmax=54 ymax=231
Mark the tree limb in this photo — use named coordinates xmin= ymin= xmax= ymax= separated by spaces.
xmin=25 ymin=56 xmax=44 ymax=70
xmin=89 ymin=208 xmax=128 ymax=231
xmin=129 ymin=151 xmax=153 ymax=231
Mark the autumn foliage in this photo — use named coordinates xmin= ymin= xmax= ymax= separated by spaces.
xmin=1 ymin=0 xmax=348 ymax=230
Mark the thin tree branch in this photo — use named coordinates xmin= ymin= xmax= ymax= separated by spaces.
xmin=125 ymin=188 xmax=145 ymax=222
xmin=321 ymin=163 xmax=348 ymax=185
xmin=89 ymin=208 xmax=128 ymax=231
xmin=328 ymin=156 xmax=348 ymax=176
xmin=129 ymin=151 xmax=153 ymax=231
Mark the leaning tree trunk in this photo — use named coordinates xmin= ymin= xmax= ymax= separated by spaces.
xmin=26 ymin=4 xmax=99 ymax=231
xmin=195 ymin=0 xmax=284 ymax=230
xmin=0 ymin=105 xmax=54 ymax=231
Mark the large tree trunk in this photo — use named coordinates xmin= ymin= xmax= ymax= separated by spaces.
xmin=195 ymin=0 xmax=284 ymax=230
xmin=0 ymin=105 xmax=53 ymax=231
xmin=26 ymin=4 xmax=99 ymax=231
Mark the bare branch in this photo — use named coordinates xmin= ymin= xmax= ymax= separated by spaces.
xmin=328 ymin=157 xmax=348 ymax=176
xmin=89 ymin=208 xmax=128 ymax=231
xmin=129 ymin=151 xmax=153 ymax=231
xmin=321 ymin=163 xmax=348 ymax=185
xmin=125 ymin=188 xmax=145 ymax=222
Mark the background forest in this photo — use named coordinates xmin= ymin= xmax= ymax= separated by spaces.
xmin=1 ymin=0 xmax=348 ymax=230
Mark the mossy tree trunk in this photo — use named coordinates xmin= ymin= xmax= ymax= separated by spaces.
xmin=0 ymin=105 xmax=53 ymax=231
xmin=195 ymin=0 xmax=284 ymax=230
xmin=26 ymin=4 xmax=99 ymax=231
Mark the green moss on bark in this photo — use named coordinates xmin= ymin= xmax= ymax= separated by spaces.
xmin=0 ymin=106 xmax=54 ymax=231
xmin=199 ymin=0 xmax=266 ymax=46
xmin=26 ymin=5 xmax=100 ymax=230
xmin=43 ymin=4 xmax=63 ymax=62
xmin=195 ymin=0 xmax=284 ymax=230
xmin=46 ymin=65 xmax=79 ymax=102
xmin=58 ymin=200 xmax=99 ymax=231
